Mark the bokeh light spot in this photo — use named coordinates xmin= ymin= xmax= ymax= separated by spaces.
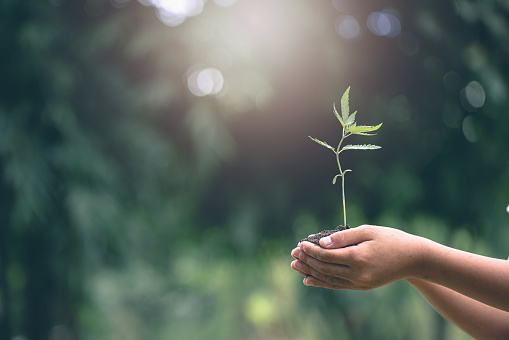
xmin=245 ymin=291 xmax=277 ymax=327
xmin=462 ymin=115 xmax=479 ymax=143
xmin=367 ymin=11 xmax=401 ymax=37
xmin=187 ymin=67 xmax=224 ymax=97
xmin=141 ymin=0 xmax=205 ymax=27
xmin=335 ymin=15 xmax=361 ymax=39
xmin=464 ymin=81 xmax=486 ymax=108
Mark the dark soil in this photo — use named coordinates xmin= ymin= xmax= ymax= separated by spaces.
xmin=300 ymin=225 xmax=350 ymax=246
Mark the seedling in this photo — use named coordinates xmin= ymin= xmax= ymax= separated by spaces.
xmin=309 ymin=87 xmax=382 ymax=227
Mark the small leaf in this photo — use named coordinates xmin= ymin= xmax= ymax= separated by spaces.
xmin=344 ymin=110 xmax=357 ymax=126
xmin=340 ymin=86 xmax=350 ymax=122
xmin=333 ymin=103 xmax=345 ymax=128
xmin=349 ymin=123 xmax=383 ymax=135
xmin=340 ymin=144 xmax=382 ymax=152
xmin=332 ymin=174 xmax=341 ymax=184
xmin=351 ymin=131 xmax=377 ymax=136
xmin=345 ymin=122 xmax=357 ymax=134
xmin=309 ymin=136 xmax=336 ymax=152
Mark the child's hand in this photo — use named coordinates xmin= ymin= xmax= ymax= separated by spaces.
xmin=291 ymin=225 xmax=426 ymax=290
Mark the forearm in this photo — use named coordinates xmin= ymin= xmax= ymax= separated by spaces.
xmin=414 ymin=238 xmax=509 ymax=312
xmin=407 ymin=278 xmax=509 ymax=340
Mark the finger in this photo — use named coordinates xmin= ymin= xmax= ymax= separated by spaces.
xmin=319 ymin=225 xmax=374 ymax=249
xmin=295 ymin=255 xmax=352 ymax=286
xmin=290 ymin=260 xmax=309 ymax=277
xmin=300 ymin=250 xmax=351 ymax=278
xmin=303 ymin=276 xmax=351 ymax=290
xmin=291 ymin=247 xmax=301 ymax=260
xmin=291 ymin=259 xmax=314 ymax=277
xmin=300 ymin=241 xmax=353 ymax=265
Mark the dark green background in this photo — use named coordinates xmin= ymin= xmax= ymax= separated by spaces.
xmin=1 ymin=0 xmax=508 ymax=339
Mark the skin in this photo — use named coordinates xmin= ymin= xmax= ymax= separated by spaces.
xmin=290 ymin=225 xmax=509 ymax=340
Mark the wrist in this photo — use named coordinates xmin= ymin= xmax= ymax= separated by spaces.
xmin=405 ymin=235 xmax=436 ymax=280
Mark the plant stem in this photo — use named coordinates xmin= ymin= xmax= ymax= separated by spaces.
xmin=336 ymin=132 xmax=348 ymax=227
xmin=342 ymin=172 xmax=346 ymax=227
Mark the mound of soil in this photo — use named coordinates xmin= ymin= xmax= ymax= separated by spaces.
xmin=300 ymin=225 xmax=350 ymax=246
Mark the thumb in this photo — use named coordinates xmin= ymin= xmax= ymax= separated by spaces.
xmin=319 ymin=225 xmax=373 ymax=248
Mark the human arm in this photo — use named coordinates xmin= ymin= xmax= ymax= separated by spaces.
xmin=291 ymin=225 xmax=509 ymax=339
xmin=406 ymin=278 xmax=509 ymax=340
xmin=290 ymin=225 xmax=509 ymax=312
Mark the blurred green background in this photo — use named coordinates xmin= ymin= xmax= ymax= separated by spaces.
xmin=1 ymin=0 xmax=508 ymax=339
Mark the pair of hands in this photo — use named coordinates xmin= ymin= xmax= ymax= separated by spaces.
xmin=291 ymin=225 xmax=425 ymax=290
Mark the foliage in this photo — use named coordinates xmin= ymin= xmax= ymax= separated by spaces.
xmin=0 ymin=0 xmax=508 ymax=340
xmin=309 ymin=87 xmax=382 ymax=227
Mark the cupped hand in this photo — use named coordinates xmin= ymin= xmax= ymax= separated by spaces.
xmin=291 ymin=225 xmax=427 ymax=290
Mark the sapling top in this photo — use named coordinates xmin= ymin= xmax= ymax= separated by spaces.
xmin=309 ymin=87 xmax=382 ymax=227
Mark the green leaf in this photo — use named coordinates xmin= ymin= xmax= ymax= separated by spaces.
xmin=344 ymin=110 xmax=356 ymax=126
xmin=309 ymin=136 xmax=336 ymax=152
xmin=333 ymin=103 xmax=345 ymax=128
xmin=340 ymin=144 xmax=382 ymax=152
xmin=340 ymin=86 xmax=350 ymax=122
xmin=349 ymin=123 xmax=383 ymax=135
xmin=332 ymin=174 xmax=341 ymax=184
xmin=345 ymin=122 xmax=357 ymax=134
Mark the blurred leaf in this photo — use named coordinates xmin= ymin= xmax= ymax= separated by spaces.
xmin=308 ymin=136 xmax=336 ymax=152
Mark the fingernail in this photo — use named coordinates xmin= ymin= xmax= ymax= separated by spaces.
xmin=321 ymin=236 xmax=332 ymax=247
xmin=303 ymin=276 xmax=314 ymax=286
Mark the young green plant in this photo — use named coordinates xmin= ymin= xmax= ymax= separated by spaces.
xmin=309 ymin=87 xmax=382 ymax=227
